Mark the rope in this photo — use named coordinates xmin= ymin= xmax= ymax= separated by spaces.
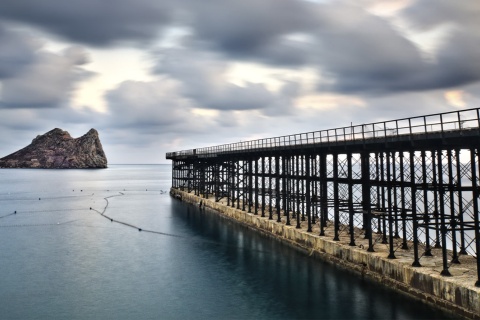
xmin=0 ymin=219 xmax=80 ymax=228
xmin=0 ymin=212 xmax=16 ymax=219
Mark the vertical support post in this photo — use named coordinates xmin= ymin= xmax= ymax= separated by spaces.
xmin=296 ymin=155 xmax=301 ymax=229
xmin=276 ymin=156 xmax=281 ymax=222
xmin=437 ymin=150 xmax=451 ymax=276
xmin=320 ymin=153 xmax=327 ymax=236
xmin=421 ymin=150 xmax=432 ymax=255
xmin=380 ymin=152 xmax=387 ymax=244
xmin=269 ymin=156 xmax=273 ymax=220
xmin=410 ymin=150 xmax=422 ymax=267
xmin=456 ymin=149 xmax=467 ymax=254
xmin=172 ymin=161 xmax=175 ymax=189
xmin=392 ymin=152 xmax=400 ymax=239
xmin=447 ymin=149 xmax=460 ymax=263
xmin=375 ymin=152 xmax=382 ymax=234
xmin=471 ymin=148 xmax=480 ymax=287
xmin=254 ymin=158 xmax=259 ymax=215
xmin=248 ymin=159 xmax=253 ymax=213
xmin=306 ymin=154 xmax=312 ymax=232
xmin=386 ymin=152 xmax=396 ymax=258
xmin=333 ymin=153 xmax=340 ymax=241
xmin=285 ymin=156 xmax=291 ymax=226
xmin=301 ymin=155 xmax=306 ymax=222
xmin=231 ymin=160 xmax=236 ymax=207
xmin=262 ymin=156 xmax=266 ymax=217
xmin=348 ymin=153 xmax=356 ymax=246
xmin=312 ymin=155 xmax=317 ymax=226
xmin=399 ymin=152 xmax=408 ymax=250
xmin=362 ymin=151 xmax=374 ymax=252
xmin=432 ymin=150 xmax=441 ymax=248
xmin=237 ymin=160 xmax=242 ymax=210
xmin=214 ymin=162 xmax=219 ymax=201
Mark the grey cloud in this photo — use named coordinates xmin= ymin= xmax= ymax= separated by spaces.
xmin=1 ymin=46 xmax=94 ymax=109
xmin=0 ymin=0 xmax=173 ymax=46
xmin=184 ymin=0 xmax=317 ymax=66
xmin=154 ymin=47 xmax=299 ymax=114
xmin=104 ymin=80 xmax=209 ymax=133
xmin=0 ymin=24 xmax=40 ymax=78
xmin=402 ymin=0 xmax=479 ymax=30
xmin=307 ymin=1 xmax=480 ymax=95
xmin=184 ymin=0 xmax=480 ymax=95
xmin=310 ymin=4 xmax=428 ymax=94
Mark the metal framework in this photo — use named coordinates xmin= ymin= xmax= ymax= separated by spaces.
xmin=167 ymin=108 xmax=480 ymax=286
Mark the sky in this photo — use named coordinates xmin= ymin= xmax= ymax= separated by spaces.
xmin=0 ymin=0 xmax=479 ymax=164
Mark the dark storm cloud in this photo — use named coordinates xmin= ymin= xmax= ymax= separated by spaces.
xmin=0 ymin=0 xmax=173 ymax=46
xmin=0 ymin=24 xmax=40 ymax=78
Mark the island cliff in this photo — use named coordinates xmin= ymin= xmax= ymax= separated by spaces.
xmin=0 ymin=128 xmax=108 ymax=168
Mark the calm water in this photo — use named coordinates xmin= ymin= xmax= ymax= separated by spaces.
xmin=0 ymin=165 xmax=453 ymax=319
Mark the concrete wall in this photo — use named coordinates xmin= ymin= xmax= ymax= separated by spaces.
xmin=172 ymin=189 xmax=480 ymax=319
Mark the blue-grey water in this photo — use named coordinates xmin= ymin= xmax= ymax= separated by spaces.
xmin=0 ymin=165 xmax=453 ymax=319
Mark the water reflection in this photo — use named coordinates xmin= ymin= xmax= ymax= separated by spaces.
xmin=174 ymin=201 xmax=454 ymax=320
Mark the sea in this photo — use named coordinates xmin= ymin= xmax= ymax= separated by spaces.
xmin=0 ymin=164 xmax=454 ymax=319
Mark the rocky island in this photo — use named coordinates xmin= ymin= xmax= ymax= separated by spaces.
xmin=0 ymin=128 xmax=108 ymax=169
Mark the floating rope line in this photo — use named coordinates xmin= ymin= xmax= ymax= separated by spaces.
xmin=12 ymin=208 xmax=87 ymax=214
xmin=0 ymin=219 xmax=80 ymax=228
xmin=0 ymin=194 xmax=94 ymax=202
xmin=0 ymin=212 xmax=16 ymax=219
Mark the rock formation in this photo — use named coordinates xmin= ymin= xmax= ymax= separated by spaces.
xmin=0 ymin=128 xmax=108 ymax=168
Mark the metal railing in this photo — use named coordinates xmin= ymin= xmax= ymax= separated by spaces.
xmin=166 ymin=108 xmax=480 ymax=158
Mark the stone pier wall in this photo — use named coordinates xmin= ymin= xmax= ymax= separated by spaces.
xmin=172 ymin=188 xmax=480 ymax=319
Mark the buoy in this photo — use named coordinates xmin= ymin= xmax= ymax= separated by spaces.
xmin=138 ymin=228 xmax=142 ymax=231
xmin=111 ymin=219 xmax=113 ymax=222
xmin=90 ymin=207 xmax=92 ymax=210
xmin=14 ymin=211 xmax=17 ymax=214
xmin=39 ymin=198 xmax=41 ymax=200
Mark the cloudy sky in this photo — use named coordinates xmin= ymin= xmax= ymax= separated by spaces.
xmin=0 ymin=0 xmax=479 ymax=164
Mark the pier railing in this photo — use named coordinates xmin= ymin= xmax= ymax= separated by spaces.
xmin=167 ymin=108 xmax=480 ymax=159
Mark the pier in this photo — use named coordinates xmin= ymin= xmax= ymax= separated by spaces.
xmin=167 ymin=108 xmax=480 ymax=318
